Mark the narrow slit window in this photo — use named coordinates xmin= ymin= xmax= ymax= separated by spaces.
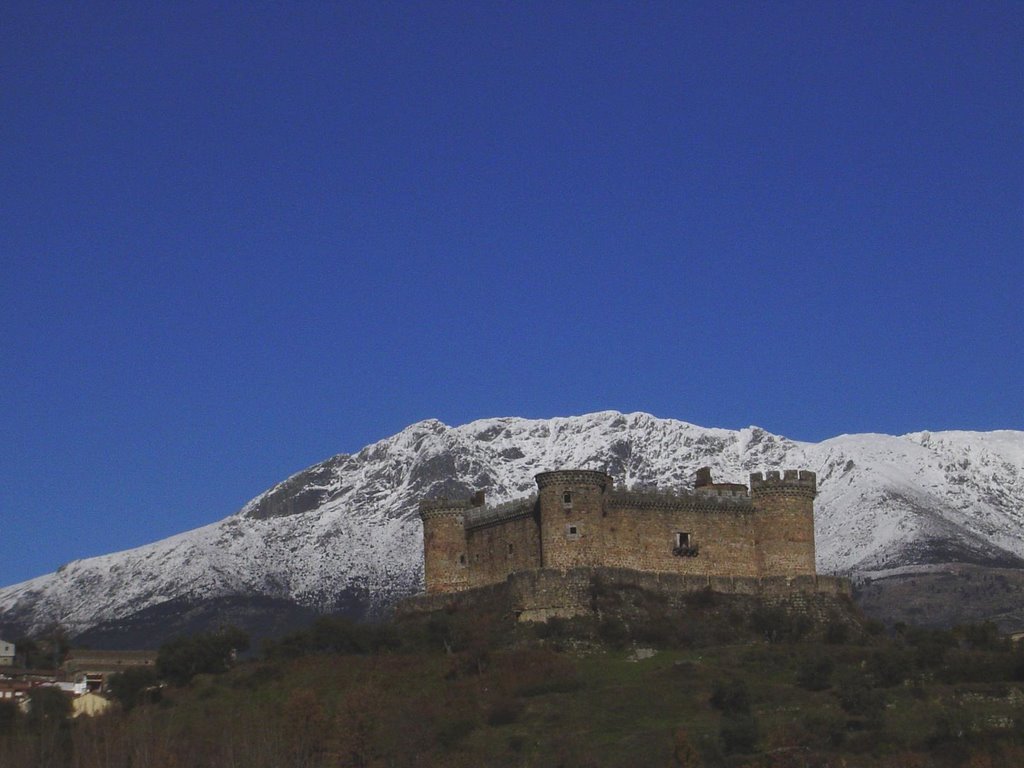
xmin=507 ymin=543 xmax=514 ymax=555
xmin=459 ymin=554 xmax=466 ymax=565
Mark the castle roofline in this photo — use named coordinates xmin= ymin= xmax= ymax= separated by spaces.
xmin=534 ymin=469 xmax=613 ymax=489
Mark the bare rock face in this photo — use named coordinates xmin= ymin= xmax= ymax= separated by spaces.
xmin=1 ymin=412 xmax=1022 ymax=639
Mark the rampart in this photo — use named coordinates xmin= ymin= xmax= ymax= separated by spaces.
xmin=399 ymin=567 xmax=852 ymax=624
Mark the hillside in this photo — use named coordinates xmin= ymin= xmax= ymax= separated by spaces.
xmin=4 ymin=583 xmax=1024 ymax=768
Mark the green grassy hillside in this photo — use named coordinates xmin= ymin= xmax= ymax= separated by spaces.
xmin=3 ymin=586 xmax=1024 ymax=767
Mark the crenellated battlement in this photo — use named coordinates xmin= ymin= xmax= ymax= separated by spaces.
xmin=749 ymin=469 xmax=816 ymax=496
xmin=465 ymin=496 xmax=538 ymax=531
xmin=534 ymin=469 xmax=613 ymax=490
xmin=418 ymin=497 xmax=474 ymax=519
xmin=607 ymin=488 xmax=752 ymax=511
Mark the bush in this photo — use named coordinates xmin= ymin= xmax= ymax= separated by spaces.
xmin=720 ymin=711 xmax=759 ymax=754
xmin=486 ymin=697 xmax=523 ymax=726
xmin=710 ymin=678 xmax=750 ymax=714
xmin=107 ymin=666 xmax=160 ymax=711
xmin=903 ymin=626 xmax=957 ymax=669
xmin=825 ymin=619 xmax=850 ymax=645
xmin=0 ymin=700 xmax=19 ymax=734
xmin=749 ymin=606 xmax=811 ymax=643
xmin=264 ymin=616 xmax=399 ymax=659
xmin=157 ymin=626 xmax=249 ymax=685
xmin=863 ymin=619 xmax=886 ymax=636
xmin=868 ymin=648 xmax=912 ymax=687
xmin=435 ymin=718 xmax=476 ymax=749
xmin=597 ymin=617 xmax=629 ymax=649
xmin=26 ymin=686 xmax=71 ymax=724
xmin=955 ymin=622 xmax=1005 ymax=651
xmin=834 ymin=667 xmax=887 ymax=728
xmin=796 ymin=653 xmax=834 ymax=691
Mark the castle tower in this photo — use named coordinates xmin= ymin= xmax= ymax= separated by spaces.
xmin=534 ymin=469 xmax=613 ymax=569
xmin=419 ymin=499 xmax=472 ymax=594
xmin=749 ymin=470 xmax=817 ymax=578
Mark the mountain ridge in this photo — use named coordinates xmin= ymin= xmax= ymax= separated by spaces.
xmin=2 ymin=411 xmax=1022 ymax=639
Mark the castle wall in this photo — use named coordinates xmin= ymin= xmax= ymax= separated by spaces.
xmin=465 ymin=512 xmax=542 ymax=588
xmin=398 ymin=567 xmax=852 ymax=624
xmin=596 ymin=500 xmax=761 ymax=577
xmin=504 ymin=568 xmax=851 ymax=623
xmin=420 ymin=467 xmax=819 ymax=594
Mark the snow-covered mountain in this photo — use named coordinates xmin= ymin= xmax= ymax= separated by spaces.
xmin=2 ymin=411 xmax=1022 ymax=637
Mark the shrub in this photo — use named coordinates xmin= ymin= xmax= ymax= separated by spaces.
xmin=0 ymin=701 xmax=18 ymax=734
xmin=486 ymin=697 xmax=523 ymax=726
xmin=435 ymin=718 xmax=477 ymax=749
xmin=868 ymin=648 xmax=912 ymax=687
xmin=720 ymin=711 xmax=759 ymax=754
xmin=955 ymin=622 xmax=1004 ymax=651
xmin=825 ymin=619 xmax=850 ymax=645
xmin=26 ymin=687 xmax=71 ymax=724
xmin=710 ymin=678 xmax=750 ymax=714
xmin=157 ymin=626 xmax=249 ymax=685
xmin=750 ymin=606 xmax=811 ymax=643
xmin=834 ymin=667 xmax=887 ymax=728
xmin=796 ymin=654 xmax=834 ymax=691
xmin=863 ymin=619 xmax=886 ymax=636
xmin=265 ymin=616 xmax=399 ymax=659
xmin=597 ymin=617 xmax=629 ymax=649
xmin=107 ymin=666 xmax=160 ymax=711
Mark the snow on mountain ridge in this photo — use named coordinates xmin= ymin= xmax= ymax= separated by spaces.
xmin=1 ymin=412 xmax=1021 ymax=635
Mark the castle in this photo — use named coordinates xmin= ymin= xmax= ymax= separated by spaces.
xmin=420 ymin=467 xmax=824 ymax=595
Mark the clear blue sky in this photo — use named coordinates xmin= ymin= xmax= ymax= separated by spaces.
xmin=2 ymin=2 xmax=1021 ymax=586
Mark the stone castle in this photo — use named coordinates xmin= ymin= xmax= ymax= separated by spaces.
xmin=420 ymin=466 xmax=834 ymax=592
xmin=409 ymin=465 xmax=850 ymax=623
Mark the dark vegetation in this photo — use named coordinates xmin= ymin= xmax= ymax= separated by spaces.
xmin=3 ymin=585 xmax=1024 ymax=767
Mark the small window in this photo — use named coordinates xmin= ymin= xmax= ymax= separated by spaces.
xmin=562 ymin=491 xmax=573 ymax=505
xmin=673 ymin=532 xmax=698 ymax=557
xmin=458 ymin=554 xmax=466 ymax=565
xmin=507 ymin=543 xmax=514 ymax=555
xmin=566 ymin=524 xmax=579 ymax=538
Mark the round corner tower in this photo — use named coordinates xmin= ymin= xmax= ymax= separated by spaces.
xmin=535 ymin=469 xmax=613 ymax=569
xmin=419 ymin=499 xmax=471 ymax=594
xmin=749 ymin=469 xmax=817 ymax=578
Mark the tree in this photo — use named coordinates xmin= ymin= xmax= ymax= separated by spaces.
xmin=107 ymin=666 xmax=160 ymax=711
xmin=156 ymin=626 xmax=249 ymax=686
xmin=26 ymin=687 xmax=71 ymax=724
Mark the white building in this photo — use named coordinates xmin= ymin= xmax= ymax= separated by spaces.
xmin=0 ymin=640 xmax=14 ymax=666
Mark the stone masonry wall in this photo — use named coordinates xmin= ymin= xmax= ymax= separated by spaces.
xmin=397 ymin=566 xmax=852 ymax=624
xmin=465 ymin=512 xmax=542 ymax=588
xmin=420 ymin=503 xmax=470 ymax=594
xmin=587 ymin=501 xmax=761 ymax=577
